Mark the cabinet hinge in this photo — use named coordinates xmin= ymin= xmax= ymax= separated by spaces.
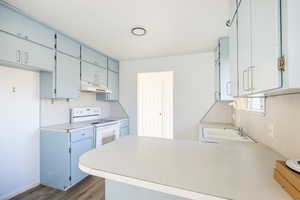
xmin=54 ymin=34 xmax=57 ymax=39
xmin=277 ymin=56 xmax=285 ymax=71
xmin=54 ymin=55 xmax=57 ymax=60
xmin=54 ymin=89 xmax=56 ymax=94
xmin=69 ymin=147 xmax=71 ymax=154
xmin=69 ymin=176 xmax=71 ymax=181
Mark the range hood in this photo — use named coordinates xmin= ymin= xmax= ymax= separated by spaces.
xmin=81 ymin=81 xmax=112 ymax=94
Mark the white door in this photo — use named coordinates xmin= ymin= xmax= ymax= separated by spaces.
xmin=137 ymin=71 xmax=173 ymax=139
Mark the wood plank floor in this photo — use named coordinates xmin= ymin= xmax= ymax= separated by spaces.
xmin=10 ymin=176 xmax=105 ymax=200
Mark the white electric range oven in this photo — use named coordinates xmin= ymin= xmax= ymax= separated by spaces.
xmin=70 ymin=107 xmax=120 ymax=147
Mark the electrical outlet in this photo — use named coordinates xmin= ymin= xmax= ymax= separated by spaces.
xmin=267 ymin=124 xmax=275 ymax=138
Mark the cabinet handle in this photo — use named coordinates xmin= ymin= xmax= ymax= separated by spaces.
xmin=226 ymin=81 xmax=232 ymax=96
xmin=16 ymin=50 xmax=21 ymax=63
xmin=249 ymin=66 xmax=255 ymax=91
xmin=242 ymin=70 xmax=247 ymax=91
xmin=24 ymin=52 xmax=29 ymax=64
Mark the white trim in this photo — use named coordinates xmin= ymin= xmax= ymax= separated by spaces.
xmin=79 ymin=164 xmax=227 ymax=200
xmin=0 ymin=182 xmax=40 ymax=200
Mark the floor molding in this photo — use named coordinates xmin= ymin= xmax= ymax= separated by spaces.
xmin=1 ymin=182 xmax=40 ymax=200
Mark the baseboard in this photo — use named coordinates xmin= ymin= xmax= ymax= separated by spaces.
xmin=0 ymin=182 xmax=40 ymax=200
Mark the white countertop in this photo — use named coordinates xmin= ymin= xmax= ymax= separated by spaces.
xmin=40 ymin=117 xmax=128 ymax=133
xmin=79 ymin=136 xmax=291 ymax=200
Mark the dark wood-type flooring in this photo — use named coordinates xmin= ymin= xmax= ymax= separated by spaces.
xmin=10 ymin=176 xmax=105 ymax=200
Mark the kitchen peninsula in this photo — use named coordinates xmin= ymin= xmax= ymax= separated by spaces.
xmin=79 ymin=136 xmax=291 ymax=200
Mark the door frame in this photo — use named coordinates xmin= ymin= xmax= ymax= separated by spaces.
xmin=137 ymin=71 xmax=174 ymax=139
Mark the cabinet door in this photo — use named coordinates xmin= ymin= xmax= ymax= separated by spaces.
xmin=82 ymin=46 xmax=107 ymax=68
xmin=95 ymin=66 xmax=107 ymax=87
xmin=81 ymin=61 xmax=98 ymax=84
xmin=214 ymin=46 xmax=220 ymax=101
xmin=108 ymin=58 xmax=119 ymax=72
xmin=108 ymin=70 xmax=119 ymax=100
xmin=219 ymin=38 xmax=233 ymax=101
xmin=251 ymin=0 xmax=282 ymax=93
xmin=120 ymin=127 xmax=129 ymax=137
xmin=0 ymin=31 xmax=54 ymax=72
xmin=56 ymin=53 xmax=80 ymax=98
xmin=238 ymin=0 xmax=252 ymax=96
xmin=56 ymin=33 xmax=80 ymax=58
xmin=229 ymin=7 xmax=239 ymax=97
xmin=71 ymin=137 xmax=94 ymax=185
xmin=0 ymin=4 xmax=55 ymax=48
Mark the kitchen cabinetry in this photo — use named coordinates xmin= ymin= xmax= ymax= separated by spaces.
xmin=40 ymin=34 xmax=81 ymax=99
xmin=81 ymin=61 xmax=107 ymax=87
xmin=0 ymin=31 xmax=55 ymax=72
xmin=56 ymin=33 xmax=80 ymax=58
xmin=215 ymin=37 xmax=233 ymax=101
xmin=229 ymin=2 xmax=239 ymax=97
xmin=119 ymin=119 xmax=130 ymax=137
xmin=97 ymin=58 xmax=119 ymax=101
xmin=81 ymin=46 xmax=107 ymax=69
xmin=40 ymin=127 xmax=94 ymax=190
xmin=0 ymin=3 xmax=54 ymax=48
xmin=237 ymin=0 xmax=282 ymax=96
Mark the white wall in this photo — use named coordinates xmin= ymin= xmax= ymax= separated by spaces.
xmin=40 ymin=93 xmax=111 ymax=127
xmin=120 ymin=52 xmax=215 ymax=140
xmin=234 ymin=94 xmax=300 ymax=159
xmin=0 ymin=66 xmax=40 ymax=199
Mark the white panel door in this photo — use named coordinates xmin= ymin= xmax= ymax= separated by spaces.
xmin=251 ymin=0 xmax=282 ymax=93
xmin=138 ymin=72 xmax=173 ymax=139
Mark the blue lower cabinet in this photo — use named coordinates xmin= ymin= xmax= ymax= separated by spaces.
xmin=40 ymin=127 xmax=94 ymax=190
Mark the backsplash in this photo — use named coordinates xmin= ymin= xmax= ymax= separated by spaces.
xmin=40 ymin=93 xmax=111 ymax=127
xmin=234 ymin=93 xmax=300 ymax=159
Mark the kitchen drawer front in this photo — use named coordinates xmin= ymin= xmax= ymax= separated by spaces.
xmin=82 ymin=46 xmax=107 ymax=68
xmin=108 ymin=58 xmax=119 ymax=72
xmin=119 ymin=119 xmax=129 ymax=128
xmin=120 ymin=127 xmax=129 ymax=137
xmin=0 ymin=4 xmax=55 ymax=48
xmin=71 ymin=128 xmax=94 ymax=143
xmin=0 ymin=31 xmax=55 ymax=72
xmin=56 ymin=33 xmax=80 ymax=58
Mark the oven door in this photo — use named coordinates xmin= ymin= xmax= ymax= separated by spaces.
xmin=96 ymin=123 xmax=120 ymax=147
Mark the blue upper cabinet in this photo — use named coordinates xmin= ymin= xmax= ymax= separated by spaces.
xmin=56 ymin=33 xmax=80 ymax=58
xmin=81 ymin=61 xmax=107 ymax=87
xmin=55 ymin=53 xmax=81 ymax=98
xmin=0 ymin=4 xmax=55 ymax=48
xmin=108 ymin=58 xmax=119 ymax=73
xmin=0 ymin=31 xmax=55 ymax=72
xmin=81 ymin=46 xmax=107 ymax=69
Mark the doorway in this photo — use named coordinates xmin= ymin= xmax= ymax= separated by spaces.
xmin=137 ymin=71 xmax=173 ymax=139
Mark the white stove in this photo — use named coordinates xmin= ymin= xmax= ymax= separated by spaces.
xmin=70 ymin=107 xmax=120 ymax=147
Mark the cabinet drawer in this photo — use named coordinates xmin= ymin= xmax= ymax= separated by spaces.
xmin=56 ymin=33 xmax=80 ymax=58
xmin=71 ymin=128 xmax=94 ymax=142
xmin=82 ymin=46 xmax=107 ymax=68
xmin=108 ymin=58 xmax=119 ymax=72
xmin=0 ymin=4 xmax=55 ymax=48
xmin=0 ymin=31 xmax=55 ymax=72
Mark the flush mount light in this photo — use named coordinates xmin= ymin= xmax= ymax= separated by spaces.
xmin=131 ymin=27 xmax=147 ymax=36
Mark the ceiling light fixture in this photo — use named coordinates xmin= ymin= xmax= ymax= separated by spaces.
xmin=131 ymin=27 xmax=147 ymax=36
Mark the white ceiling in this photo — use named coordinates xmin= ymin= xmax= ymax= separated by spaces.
xmin=6 ymin=0 xmax=230 ymax=60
